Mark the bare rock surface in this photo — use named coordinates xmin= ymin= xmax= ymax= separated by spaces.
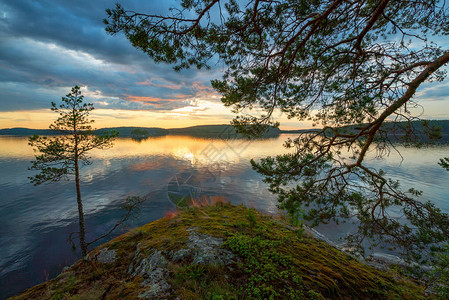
xmin=128 ymin=244 xmax=171 ymax=299
xmin=186 ymin=228 xmax=235 ymax=265
xmin=170 ymin=248 xmax=192 ymax=263
xmin=127 ymin=228 xmax=237 ymax=298
xmin=95 ymin=248 xmax=117 ymax=264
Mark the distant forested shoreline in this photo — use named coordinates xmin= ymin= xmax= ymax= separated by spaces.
xmin=2 ymin=120 xmax=449 ymax=142
xmin=0 ymin=124 xmax=281 ymax=139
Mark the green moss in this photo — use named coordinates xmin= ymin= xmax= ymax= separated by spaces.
xmin=10 ymin=203 xmax=425 ymax=300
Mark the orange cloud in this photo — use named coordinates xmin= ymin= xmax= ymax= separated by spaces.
xmin=124 ymin=94 xmax=188 ymax=105
xmin=191 ymin=81 xmax=219 ymax=99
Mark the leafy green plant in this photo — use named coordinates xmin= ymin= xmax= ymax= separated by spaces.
xmin=225 ymin=231 xmax=306 ymax=299
xmin=430 ymin=244 xmax=449 ymax=298
xmin=177 ymin=264 xmax=206 ymax=280
xmin=245 ymin=208 xmax=257 ymax=229
xmin=285 ymin=202 xmax=305 ymax=240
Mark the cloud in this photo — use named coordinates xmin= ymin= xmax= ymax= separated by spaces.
xmin=417 ymin=81 xmax=449 ymax=101
xmin=1 ymin=0 xmax=449 ymax=130
xmin=0 ymin=0 xmax=227 ymax=117
xmin=190 ymin=81 xmax=221 ymax=100
xmin=136 ymin=78 xmax=183 ymax=90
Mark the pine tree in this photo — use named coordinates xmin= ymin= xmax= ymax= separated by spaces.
xmin=29 ymin=86 xmax=117 ymax=256
xmin=105 ymin=1 xmax=449 ymax=262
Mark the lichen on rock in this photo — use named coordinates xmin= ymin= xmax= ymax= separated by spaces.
xmin=128 ymin=244 xmax=171 ymax=298
xmin=170 ymin=248 xmax=192 ymax=263
xmin=186 ymin=228 xmax=235 ymax=265
xmin=95 ymin=247 xmax=117 ymax=264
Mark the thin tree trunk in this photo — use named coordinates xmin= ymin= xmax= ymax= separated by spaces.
xmin=73 ymin=100 xmax=87 ymax=257
xmin=75 ymin=157 xmax=88 ymax=256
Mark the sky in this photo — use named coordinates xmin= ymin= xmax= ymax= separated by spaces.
xmin=0 ymin=0 xmax=448 ymax=130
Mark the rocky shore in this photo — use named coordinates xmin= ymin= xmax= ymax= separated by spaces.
xmin=10 ymin=202 xmax=425 ymax=299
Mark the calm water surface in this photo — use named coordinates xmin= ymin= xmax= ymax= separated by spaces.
xmin=0 ymin=135 xmax=448 ymax=298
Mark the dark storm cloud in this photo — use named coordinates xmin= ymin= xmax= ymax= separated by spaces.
xmin=0 ymin=0 xmax=169 ymax=65
xmin=0 ymin=0 xmax=222 ymax=112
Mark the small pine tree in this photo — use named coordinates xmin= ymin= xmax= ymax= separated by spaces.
xmin=29 ymin=86 xmax=118 ymax=256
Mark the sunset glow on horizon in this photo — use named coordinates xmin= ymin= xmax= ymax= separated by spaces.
xmin=1 ymin=0 xmax=448 ymax=131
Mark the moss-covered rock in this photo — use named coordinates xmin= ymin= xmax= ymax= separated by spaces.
xmin=9 ymin=202 xmax=425 ymax=299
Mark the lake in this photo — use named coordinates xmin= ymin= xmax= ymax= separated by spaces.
xmin=1 ymin=134 xmax=448 ymax=298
